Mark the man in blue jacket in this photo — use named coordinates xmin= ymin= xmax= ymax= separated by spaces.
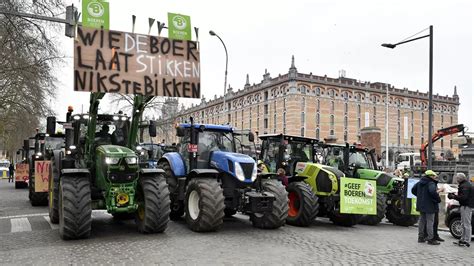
xmin=412 ymin=170 xmax=442 ymax=245
xmin=448 ymin=173 xmax=473 ymax=247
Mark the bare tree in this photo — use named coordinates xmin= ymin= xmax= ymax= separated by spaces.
xmin=0 ymin=0 xmax=64 ymax=159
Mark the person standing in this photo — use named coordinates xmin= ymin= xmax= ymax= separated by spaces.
xmin=448 ymin=173 xmax=473 ymax=247
xmin=8 ymin=163 xmax=14 ymax=183
xmin=411 ymin=170 xmax=442 ymax=245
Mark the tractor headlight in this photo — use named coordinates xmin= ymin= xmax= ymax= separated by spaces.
xmin=125 ymin=157 xmax=138 ymax=165
xmin=36 ymin=152 xmax=42 ymax=156
xmin=136 ymin=146 xmax=143 ymax=151
xmin=105 ymin=157 xmax=120 ymax=164
xmin=234 ymin=162 xmax=245 ymax=182
xmin=251 ymin=163 xmax=257 ymax=182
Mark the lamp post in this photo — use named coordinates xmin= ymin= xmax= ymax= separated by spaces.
xmin=382 ymin=25 xmax=434 ymax=169
xmin=209 ymin=30 xmax=228 ymax=123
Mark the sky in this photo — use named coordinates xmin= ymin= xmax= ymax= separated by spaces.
xmin=51 ymin=0 xmax=473 ymax=130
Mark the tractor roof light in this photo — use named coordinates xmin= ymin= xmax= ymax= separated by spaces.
xmin=73 ymin=115 xmax=81 ymax=120
xmin=69 ymin=145 xmax=76 ymax=150
xmin=113 ymin=116 xmax=120 ymax=121
xmin=121 ymin=116 xmax=127 ymax=121
xmin=83 ymin=115 xmax=90 ymax=120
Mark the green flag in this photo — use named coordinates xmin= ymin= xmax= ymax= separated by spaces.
xmin=340 ymin=177 xmax=377 ymax=215
xmin=82 ymin=0 xmax=109 ymax=29
xmin=168 ymin=13 xmax=191 ymax=40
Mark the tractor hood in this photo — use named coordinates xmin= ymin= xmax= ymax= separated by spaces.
xmin=97 ymin=145 xmax=136 ymax=157
xmin=357 ymin=169 xmax=398 ymax=188
xmin=210 ymin=151 xmax=257 ymax=183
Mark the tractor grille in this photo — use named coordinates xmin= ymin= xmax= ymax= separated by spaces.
xmin=316 ymin=170 xmax=333 ymax=193
xmin=240 ymin=163 xmax=255 ymax=179
xmin=376 ymin=173 xmax=392 ymax=187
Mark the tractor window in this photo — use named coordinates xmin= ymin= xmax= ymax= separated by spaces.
xmin=325 ymin=147 xmax=344 ymax=171
xmin=349 ymin=151 xmax=371 ymax=169
xmin=44 ymin=137 xmax=64 ymax=150
xmin=197 ymin=131 xmax=234 ymax=168
xmin=285 ymin=142 xmax=311 ymax=163
xmin=261 ymin=139 xmax=280 ymax=173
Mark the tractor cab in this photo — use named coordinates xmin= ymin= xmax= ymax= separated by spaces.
xmin=320 ymin=143 xmax=378 ymax=178
xmin=258 ymin=134 xmax=319 ymax=175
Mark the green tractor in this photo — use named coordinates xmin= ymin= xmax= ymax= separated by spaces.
xmin=49 ymin=93 xmax=170 ymax=240
xmin=321 ymin=143 xmax=419 ymax=226
xmin=28 ymin=118 xmax=65 ymax=206
xmin=258 ymin=134 xmax=360 ymax=227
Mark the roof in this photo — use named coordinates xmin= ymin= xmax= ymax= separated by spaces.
xmin=179 ymin=123 xmax=233 ymax=132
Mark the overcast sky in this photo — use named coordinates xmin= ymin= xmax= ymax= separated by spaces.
xmin=53 ymin=0 xmax=473 ymax=130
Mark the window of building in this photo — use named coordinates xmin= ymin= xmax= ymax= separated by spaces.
xmin=421 ymin=137 xmax=424 ymax=145
xmin=331 ymin=101 xmax=335 ymax=113
xmin=441 ymin=115 xmax=444 ymax=126
xmin=316 ymin=128 xmax=320 ymax=139
xmin=302 ymin=97 xmax=306 ymax=110
xmin=228 ymin=113 xmax=231 ymax=123
xmin=301 ymin=127 xmax=305 ymax=137
xmin=316 ymin=87 xmax=321 ymax=96
xmin=329 ymin=89 xmax=335 ymax=98
xmin=257 ymin=118 xmax=260 ymax=129
xmin=441 ymin=139 xmax=444 ymax=148
xmin=317 ymin=99 xmax=320 ymax=112
xmin=330 ymin=115 xmax=335 ymax=133
xmin=283 ymin=98 xmax=287 ymax=110
xmin=264 ymin=118 xmax=268 ymax=129
xmin=274 ymin=114 xmax=277 ymax=131
xmin=358 ymin=117 xmax=361 ymax=130
xmin=398 ymin=135 xmax=400 ymax=146
xmin=316 ymin=113 xmax=320 ymax=126
xmin=344 ymin=116 xmax=348 ymax=129
xmin=301 ymin=112 xmax=305 ymax=124
xmin=344 ymin=131 xmax=348 ymax=142
xmin=450 ymin=139 xmax=453 ymax=148
xmin=344 ymin=103 xmax=348 ymax=114
xmin=264 ymin=91 xmax=268 ymax=101
xmin=343 ymin=91 xmax=349 ymax=100
xmin=357 ymin=104 xmax=361 ymax=117
xmin=411 ymin=136 xmax=414 ymax=146
xmin=264 ymin=104 xmax=268 ymax=115
xmin=450 ymin=116 xmax=453 ymax=125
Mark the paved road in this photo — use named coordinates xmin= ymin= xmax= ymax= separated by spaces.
xmin=0 ymin=179 xmax=473 ymax=265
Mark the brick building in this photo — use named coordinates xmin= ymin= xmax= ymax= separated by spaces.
xmin=160 ymin=56 xmax=460 ymax=157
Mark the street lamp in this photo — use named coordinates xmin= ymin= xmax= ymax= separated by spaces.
xmin=209 ymin=30 xmax=228 ymax=123
xmin=382 ymin=25 xmax=434 ymax=169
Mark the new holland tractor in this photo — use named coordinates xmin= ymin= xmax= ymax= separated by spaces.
xmin=258 ymin=134 xmax=361 ymax=227
xmin=48 ymin=93 xmax=170 ymax=240
xmin=321 ymin=143 xmax=419 ymax=226
xmin=157 ymin=119 xmax=288 ymax=232
xmin=28 ymin=120 xmax=65 ymax=206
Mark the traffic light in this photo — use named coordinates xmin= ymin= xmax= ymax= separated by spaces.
xmin=65 ymin=5 xmax=77 ymax=38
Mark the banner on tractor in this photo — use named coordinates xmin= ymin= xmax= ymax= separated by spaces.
xmin=74 ymin=26 xmax=200 ymax=98
xmin=82 ymin=0 xmax=109 ymax=29
xmin=406 ymin=178 xmax=419 ymax=199
xmin=15 ymin=163 xmax=29 ymax=182
xmin=340 ymin=177 xmax=377 ymax=215
xmin=34 ymin=161 xmax=50 ymax=193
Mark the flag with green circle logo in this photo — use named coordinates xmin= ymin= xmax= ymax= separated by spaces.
xmin=168 ymin=13 xmax=191 ymax=40
xmin=340 ymin=177 xmax=377 ymax=215
xmin=82 ymin=0 xmax=109 ymax=29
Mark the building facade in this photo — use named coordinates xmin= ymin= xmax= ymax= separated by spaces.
xmin=161 ymin=56 xmax=460 ymax=156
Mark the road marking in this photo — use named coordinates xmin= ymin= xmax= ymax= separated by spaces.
xmin=10 ymin=217 xmax=32 ymax=232
xmin=0 ymin=213 xmax=49 ymax=220
xmin=43 ymin=216 xmax=59 ymax=230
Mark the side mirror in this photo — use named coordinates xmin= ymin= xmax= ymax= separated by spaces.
xmin=46 ymin=116 xmax=56 ymax=135
xmin=148 ymin=120 xmax=157 ymax=137
xmin=248 ymin=132 xmax=255 ymax=142
xmin=176 ymin=126 xmax=185 ymax=137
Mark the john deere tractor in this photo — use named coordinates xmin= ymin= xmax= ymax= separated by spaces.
xmin=258 ymin=134 xmax=360 ymax=227
xmin=158 ymin=119 xmax=288 ymax=232
xmin=49 ymin=93 xmax=170 ymax=240
xmin=28 ymin=119 xmax=65 ymax=206
xmin=321 ymin=143 xmax=418 ymax=226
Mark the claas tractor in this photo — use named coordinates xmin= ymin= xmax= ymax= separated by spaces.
xmin=28 ymin=118 xmax=65 ymax=206
xmin=321 ymin=143 xmax=418 ymax=226
xmin=49 ymin=93 xmax=170 ymax=240
xmin=158 ymin=118 xmax=288 ymax=232
xmin=258 ymin=134 xmax=360 ymax=227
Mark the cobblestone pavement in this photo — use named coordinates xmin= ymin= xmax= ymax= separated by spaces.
xmin=0 ymin=179 xmax=473 ymax=265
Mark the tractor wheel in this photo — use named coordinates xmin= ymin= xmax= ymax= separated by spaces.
xmin=58 ymin=177 xmax=92 ymax=240
xmin=286 ymin=181 xmax=318 ymax=227
xmin=158 ymin=161 xmax=184 ymax=220
xmin=135 ymin=175 xmax=171 ymax=234
xmin=185 ymin=178 xmax=225 ymax=232
xmin=329 ymin=209 xmax=361 ymax=227
xmin=48 ymin=158 xmax=60 ymax=224
xmin=112 ymin=213 xmax=135 ymax=220
xmin=360 ymin=193 xmax=387 ymax=226
xmin=29 ymin=177 xmax=48 ymax=206
xmin=251 ymin=179 xmax=289 ymax=229
xmin=385 ymin=203 xmax=419 ymax=227
xmin=224 ymin=208 xmax=237 ymax=217
xmin=449 ymin=216 xmax=462 ymax=239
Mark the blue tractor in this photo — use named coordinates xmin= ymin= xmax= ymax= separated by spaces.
xmin=158 ymin=119 xmax=288 ymax=232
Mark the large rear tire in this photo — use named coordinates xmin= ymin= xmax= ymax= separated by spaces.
xmin=159 ymin=161 xmax=184 ymax=220
xmin=185 ymin=178 xmax=225 ymax=232
xmin=58 ymin=177 xmax=92 ymax=240
xmin=286 ymin=181 xmax=318 ymax=227
xmin=251 ymin=179 xmax=289 ymax=229
xmin=48 ymin=158 xmax=60 ymax=223
xmin=385 ymin=203 xmax=419 ymax=226
xmin=30 ymin=176 xmax=48 ymax=206
xmin=135 ymin=175 xmax=171 ymax=233
xmin=360 ymin=193 xmax=387 ymax=226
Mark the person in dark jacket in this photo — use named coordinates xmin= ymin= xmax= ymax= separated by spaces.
xmin=8 ymin=163 xmax=14 ymax=183
xmin=411 ymin=170 xmax=442 ymax=245
xmin=448 ymin=173 xmax=473 ymax=247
